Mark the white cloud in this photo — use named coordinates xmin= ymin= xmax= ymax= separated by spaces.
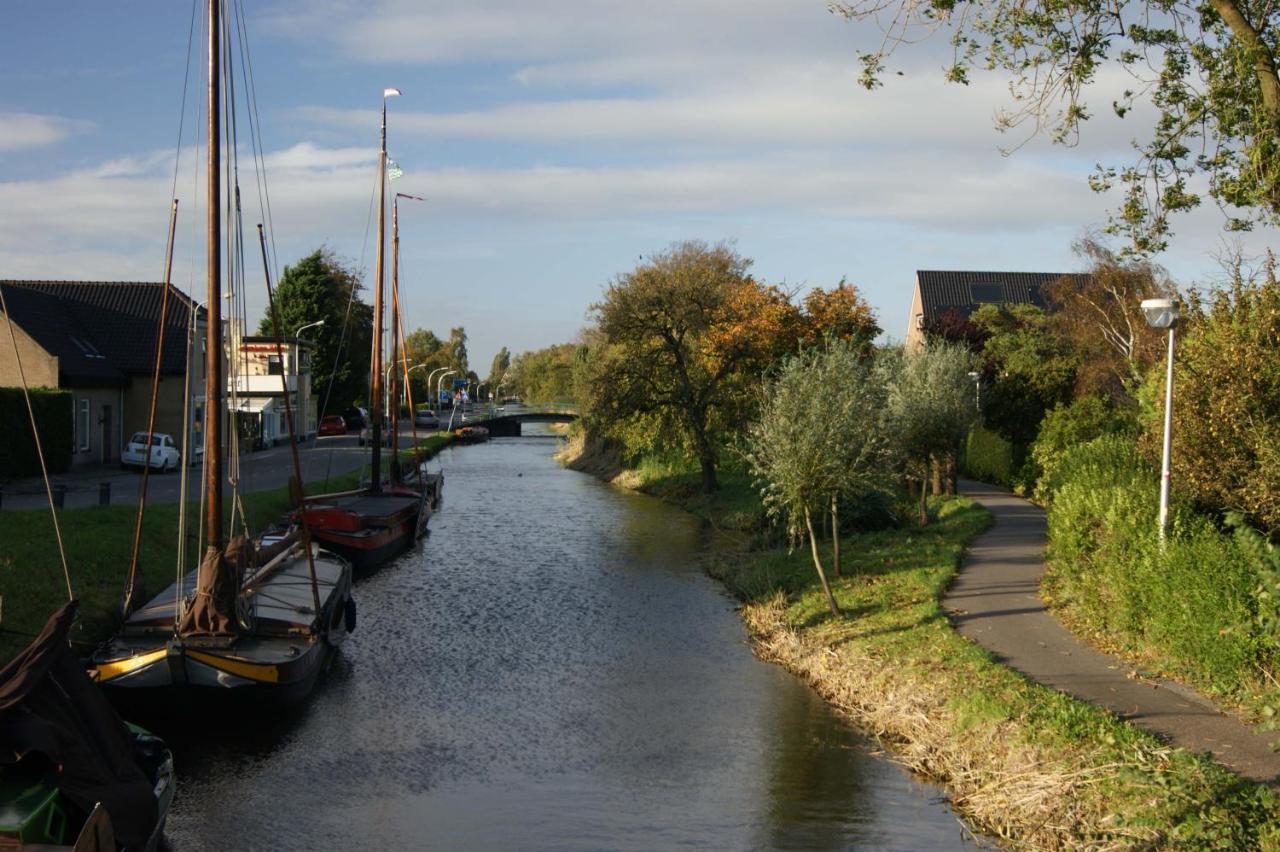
xmin=0 ymin=112 xmax=92 ymax=152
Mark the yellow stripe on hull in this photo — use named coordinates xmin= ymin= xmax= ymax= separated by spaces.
xmin=186 ymin=649 xmax=280 ymax=684
xmin=92 ymin=649 xmax=168 ymax=683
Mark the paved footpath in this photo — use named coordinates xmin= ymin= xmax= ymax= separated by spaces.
xmin=945 ymin=480 xmax=1280 ymax=784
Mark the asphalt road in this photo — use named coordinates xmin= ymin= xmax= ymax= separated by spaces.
xmin=0 ymin=422 xmax=427 ymax=512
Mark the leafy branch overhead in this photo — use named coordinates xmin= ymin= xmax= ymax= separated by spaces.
xmin=830 ymin=0 xmax=1280 ymax=252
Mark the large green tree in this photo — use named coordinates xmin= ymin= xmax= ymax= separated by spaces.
xmin=257 ymin=249 xmax=372 ymax=415
xmin=508 ymin=343 xmax=583 ymax=403
xmin=832 ymin=0 xmax=1280 ymax=251
xmin=487 ymin=346 xmax=511 ymax=393
xmin=588 ymin=240 xmax=800 ymax=493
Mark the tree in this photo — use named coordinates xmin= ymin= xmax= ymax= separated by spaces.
xmin=800 ymin=279 xmax=881 ymax=350
xmin=1144 ymin=256 xmax=1280 ymax=533
xmin=882 ymin=341 xmax=977 ymax=525
xmin=509 ymin=342 xmax=582 ymax=403
xmin=831 ymin=1 xmax=1280 ymax=251
xmin=400 ymin=328 xmax=447 ymax=405
xmin=257 ymin=249 xmax=372 ymax=415
xmin=745 ymin=341 xmax=895 ymax=615
xmin=487 ymin=346 xmax=511 ymax=393
xmin=588 ymin=241 xmax=803 ymax=493
xmin=972 ymin=304 xmax=1078 ymax=447
xmin=445 ymin=327 xmax=469 ymax=376
xmin=1044 ymin=238 xmax=1177 ymax=400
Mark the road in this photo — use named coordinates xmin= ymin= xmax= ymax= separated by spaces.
xmin=0 ymin=421 xmax=429 ymax=512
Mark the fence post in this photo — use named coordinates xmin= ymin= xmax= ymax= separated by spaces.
xmin=99 ymin=481 xmax=110 ymax=506
xmin=52 ymin=484 xmax=66 ymax=509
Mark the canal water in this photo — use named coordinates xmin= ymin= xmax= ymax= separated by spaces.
xmin=165 ymin=427 xmax=978 ymax=850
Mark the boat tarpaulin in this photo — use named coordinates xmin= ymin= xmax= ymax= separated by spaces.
xmin=0 ymin=602 xmax=157 ymax=846
xmin=178 ymin=536 xmax=253 ymax=637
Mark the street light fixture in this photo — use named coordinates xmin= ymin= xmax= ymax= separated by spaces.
xmin=294 ymin=319 xmax=325 ymax=340
xmin=966 ymin=370 xmax=981 ymax=414
xmin=425 ymin=367 xmax=450 ymax=405
xmin=1141 ymin=297 xmax=1179 ymax=544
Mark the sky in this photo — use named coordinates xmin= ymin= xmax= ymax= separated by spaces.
xmin=0 ymin=1 xmax=1275 ymax=372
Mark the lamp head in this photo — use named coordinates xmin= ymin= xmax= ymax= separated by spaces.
xmin=1140 ymin=298 xmax=1178 ymax=329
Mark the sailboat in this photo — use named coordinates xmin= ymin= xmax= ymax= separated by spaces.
xmin=297 ymin=92 xmax=430 ymax=573
xmin=88 ymin=0 xmax=354 ymax=708
xmin=0 ymin=278 xmax=175 ymax=849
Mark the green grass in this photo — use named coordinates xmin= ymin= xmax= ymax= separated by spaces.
xmin=0 ymin=434 xmax=451 ymax=663
xmin=619 ymin=452 xmax=764 ymax=532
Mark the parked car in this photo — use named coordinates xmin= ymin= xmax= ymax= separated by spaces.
xmin=342 ymin=406 xmax=368 ymax=431
xmin=358 ymin=424 xmax=392 ymax=447
xmin=318 ymin=415 xmax=348 ymax=437
xmin=121 ymin=432 xmax=181 ymax=472
xmin=414 ymin=409 xmax=440 ymax=429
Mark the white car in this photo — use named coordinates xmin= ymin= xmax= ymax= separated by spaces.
xmin=414 ymin=409 xmax=440 ymax=429
xmin=121 ymin=432 xmax=181 ymax=472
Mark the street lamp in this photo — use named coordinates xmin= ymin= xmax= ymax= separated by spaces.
xmin=966 ymin=371 xmax=981 ymax=414
xmin=294 ymin=319 xmax=325 ymax=340
xmin=436 ymin=370 xmax=457 ymax=408
xmin=425 ymin=367 xmax=450 ymax=406
xmin=1141 ymin=297 xmax=1179 ymax=545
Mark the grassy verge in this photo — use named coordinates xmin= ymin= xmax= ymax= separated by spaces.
xmin=0 ymin=434 xmax=451 ymax=663
xmin=561 ymin=437 xmax=1280 ymax=848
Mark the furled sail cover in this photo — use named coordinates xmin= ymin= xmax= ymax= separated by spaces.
xmin=178 ymin=536 xmax=254 ymax=637
xmin=0 ymin=602 xmax=157 ymax=847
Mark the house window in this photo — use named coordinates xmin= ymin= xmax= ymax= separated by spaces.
xmin=267 ymin=354 xmax=283 ymax=376
xmin=77 ymin=399 xmax=90 ymax=452
xmin=969 ymin=283 xmax=1005 ymax=304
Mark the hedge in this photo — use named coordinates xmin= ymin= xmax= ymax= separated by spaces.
xmin=962 ymin=424 xmax=1015 ymax=485
xmin=0 ymin=387 xmax=71 ymax=479
xmin=1044 ymin=434 xmax=1275 ymax=709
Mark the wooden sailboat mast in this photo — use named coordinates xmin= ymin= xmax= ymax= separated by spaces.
xmin=389 ymin=197 xmax=401 ymax=483
xmin=205 ymin=0 xmax=224 ymax=550
xmin=370 ymin=97 xmax=388 ymax=494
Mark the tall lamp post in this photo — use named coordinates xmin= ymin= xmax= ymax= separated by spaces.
xmin=293 ymin=320 xmax=324 ymax=440
xmin=966 ymin=370 xmax=981 ymax=415
xmin=1141 ymin=297 xmax=1179 ymax=544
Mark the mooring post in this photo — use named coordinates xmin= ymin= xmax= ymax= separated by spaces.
xmin=99 ymin=481 xmax=111 ymax=505
xmin=52 ymin=484 xmax=66 ymax=509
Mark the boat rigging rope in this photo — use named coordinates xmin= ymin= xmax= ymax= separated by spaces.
xmin=122 ymin=199 xmax=180 ymax=616
xmin=0 ymin=285 xmax=73 ymax=602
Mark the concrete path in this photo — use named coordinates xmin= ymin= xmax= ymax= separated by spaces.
xmin=945 ymin=480 xmax=1280 ymax=784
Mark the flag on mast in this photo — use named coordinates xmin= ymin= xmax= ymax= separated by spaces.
xmin=384 ymin=87 xmax=402 ymax=98
xmin=387 ymin=159 xmax=404 ymax=181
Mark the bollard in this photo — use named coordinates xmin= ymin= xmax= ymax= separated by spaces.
xmin=52 ymin=484 xmax=66 ymax=509
xmin=0 ymin=484 xmax=4 ymax=509
xmin=99 ymin=481 xmax=110 ymax=506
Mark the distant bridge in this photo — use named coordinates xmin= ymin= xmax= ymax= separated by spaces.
xmin=452 ymin=404 xmax=578 ymax=437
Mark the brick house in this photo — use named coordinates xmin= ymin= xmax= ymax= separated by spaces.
xmin=0 ymin=280 xmax=206 ymax=468
xmin=904 ymin=270 xmax=1089 ymax=349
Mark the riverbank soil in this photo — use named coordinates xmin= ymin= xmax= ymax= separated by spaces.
xmin=0 ymin=434 xmax=450 ymax=662
xmin=949 ymin=480 xmax=1280 ymax=784
xmin=561 ymin=438 xmax=1280 ymax=848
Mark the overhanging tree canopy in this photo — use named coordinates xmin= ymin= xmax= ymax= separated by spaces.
xmin=832 ymin=0 xmax=1280 ymax=251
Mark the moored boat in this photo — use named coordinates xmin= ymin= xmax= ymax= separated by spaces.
xmin=453 ymin=425 xmax=490 ymax=444
xmin=1 ymin=603 xmax=175 ymax=850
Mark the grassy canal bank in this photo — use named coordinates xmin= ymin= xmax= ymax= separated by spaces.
xmin=0 ymin=434 xmax=451 ymax=663
xmin=557 ymin=432 xmax=1280 ymax=849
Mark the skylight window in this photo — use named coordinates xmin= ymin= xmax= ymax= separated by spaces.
xmin=969 ymin=283 xmax=1005 ymax=304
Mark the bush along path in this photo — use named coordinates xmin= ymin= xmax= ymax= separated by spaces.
xmin=948 ymin=479 xmax=1280 ymax=783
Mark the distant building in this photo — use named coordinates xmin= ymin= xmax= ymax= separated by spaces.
xmin=905 ymin=270 xmax=1088 ymax=349
xmin=229 ymin=336 xmax=316 ymax=448
xmin=0 ymin=280 xmax=206 ymax=468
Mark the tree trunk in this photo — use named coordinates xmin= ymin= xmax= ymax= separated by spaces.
xmin=804 ymin=507 xmax=841 ymax=617
xmin=918 ymin=477 xmax=929 ymax=526
xmin=930 ymin=455 xmax=943 ymax=496
xmin=688 ymin=410 xmax=718 ymax=493
xmin=945 ymin=454 xmax=957 ymax=496
xmin=831 ymin=494 xmax=841 ymax=578
xmin=906 ymin=475 xmax=918 ymax=500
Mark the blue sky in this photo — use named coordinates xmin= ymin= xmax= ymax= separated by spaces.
xmin=1 ymin=1 xmax=1273 ymax=371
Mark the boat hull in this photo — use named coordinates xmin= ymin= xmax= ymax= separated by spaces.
xmin=301 ymin=489 xmax=427 ymax=574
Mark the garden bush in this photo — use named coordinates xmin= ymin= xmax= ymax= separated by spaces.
xmin=1031 ymin=395 xmax=1135 ymax=501
xmin=0 ymin=387 xmax=71 ymax=479
xmin=1045 ymin=434 xmax=1275 ymax=706
xmin=962 ymin=424 xmax=1015 ymax=485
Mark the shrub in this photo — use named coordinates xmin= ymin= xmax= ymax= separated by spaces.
xmin=1045 ymin=435 xmax=1274 ymax=705
xmin=0 ymin=387 xmax=71 ymax=479
xmin=1031 ymin=395 xmax=1135 ymax=501
xmin=963 ymin=424 xmax=1014 ymax=485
